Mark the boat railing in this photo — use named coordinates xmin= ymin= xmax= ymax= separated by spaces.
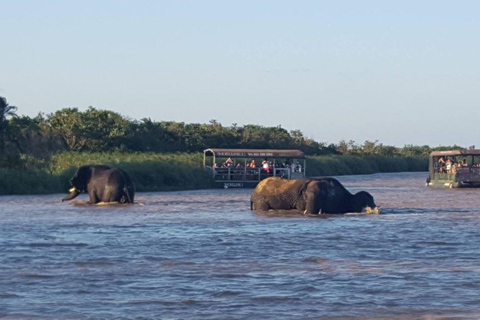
xmin=209 ymin=167 xmax=291 ymax=181
xmin=432 ymin=166 xmax=480 ymax=182
xmin=433 ymin=172 xmax=455 ymax=181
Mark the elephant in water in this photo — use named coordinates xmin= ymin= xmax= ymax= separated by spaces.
xmin=62 ymin=165 xmax=135 ymax=204
xmin=250 ymin=177 xmax=378 ymax=214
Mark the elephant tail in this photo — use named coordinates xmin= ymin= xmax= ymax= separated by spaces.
xmin=117 ymin=169 xmax=135 ymax=204
xmin=250 ymin=201 xmax=253 ymax=210
xmin=121 ymin=186 xmax=135 ymax=204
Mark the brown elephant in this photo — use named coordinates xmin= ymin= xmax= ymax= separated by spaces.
xmin=250 ymin=177 xmax=377 ymax=214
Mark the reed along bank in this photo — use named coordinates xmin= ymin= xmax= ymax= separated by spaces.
xmin=0 ymin=152 xmax=427 ymax=195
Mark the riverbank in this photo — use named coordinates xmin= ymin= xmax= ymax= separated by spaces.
xmin=0 ymin=152 xmax=427 ymax=195
xmin=306 ymin=155 xmax=427 ymax=176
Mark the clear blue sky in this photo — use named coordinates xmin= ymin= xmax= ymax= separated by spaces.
xmin=1 ymin=1 xmax=479 ymax=147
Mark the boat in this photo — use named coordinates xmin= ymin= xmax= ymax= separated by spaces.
xmin=203 ymin=148 xmax=306 ymax=188
xmin=427 ymin=149 xmax=480 ymax=188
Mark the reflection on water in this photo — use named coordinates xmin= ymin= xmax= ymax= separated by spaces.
xmin=2 ymin=172 xmax=480 ymax=318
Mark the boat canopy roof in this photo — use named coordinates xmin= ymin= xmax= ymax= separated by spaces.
xmin=204 ymin=148 xmax=305 ymax=159
xmin=430 ymin=149 xmax=480 ymax=157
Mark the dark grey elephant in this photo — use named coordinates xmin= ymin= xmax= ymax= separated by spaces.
xmin=250 ymin=177 xmax=377 ymax=214
xmin=62 ymin=165 xmax=135 ymax=204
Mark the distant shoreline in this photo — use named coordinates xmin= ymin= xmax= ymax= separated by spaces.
xmin=0 ymin=152 xmax=427 ymax=196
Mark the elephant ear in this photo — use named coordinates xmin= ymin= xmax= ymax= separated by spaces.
xmin=303 ymin=180 xmax=327 ymax=214
xmin=71 ymin=166 xmax=92 ymax=191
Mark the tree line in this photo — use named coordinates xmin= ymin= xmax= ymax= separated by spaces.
xmin=0 ymin=96 xmax=462 ymax=168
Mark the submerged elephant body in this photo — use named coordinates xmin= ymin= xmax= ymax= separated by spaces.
xmin=62 ymin=165 xmax=135 ymax=204
xmin=250 ymin=177 xmax=377 ymax=214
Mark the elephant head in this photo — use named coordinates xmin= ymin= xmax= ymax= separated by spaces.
xmin=62 ymin=166 xmax=103 ymax=202
xmin=351 ymin=191 xmax=378 ymax=214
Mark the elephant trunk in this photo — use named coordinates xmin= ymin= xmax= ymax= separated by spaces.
xmin=62 ymin=187 xmax=80 ymax=202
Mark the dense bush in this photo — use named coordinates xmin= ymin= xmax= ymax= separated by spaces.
xmin=0 ymin=152 xmax=428 ymax=195
xmin=0 ymin=96 xmax=465 ymax=168
xmin=0 ymin=96 xmax=447 ymax=195
xmin=3 ymin=106 xmax=329 ymax=158
xmin=0 ymin=153 xmax=214 ymax=195
xmin=50 ymin=152 xmax=214 ymax=193
xmin=0 ymin=169 xmax=66 ymax=195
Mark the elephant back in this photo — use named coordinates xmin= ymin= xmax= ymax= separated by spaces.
xmin=254 ymin=177 xmax=307 ymax=195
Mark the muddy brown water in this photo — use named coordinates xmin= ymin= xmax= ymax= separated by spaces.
xmin=2 ymin=172 xmax=480 ymax=319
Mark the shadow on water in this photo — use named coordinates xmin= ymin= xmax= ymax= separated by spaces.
xmin=254 ymin=209 xmax=382 ymax=218
xmin=253 ymin=209 xmax=331 ymax=218
xmin=70 ymin=200 xmax=137 ymax=207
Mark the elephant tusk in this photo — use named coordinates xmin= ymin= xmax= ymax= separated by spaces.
xmin=69 ymin=187 xmax=77 ymax=193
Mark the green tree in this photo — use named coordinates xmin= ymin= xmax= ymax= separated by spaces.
xmin=81 ymin=107 xmax=131 ymax=150
xmin=399 ymin=144 xmax=431 ymax=157
xmin=0 ymin=96 xmax=18 ymax=156
xmin=47 ymin=108 xmax=86 ymax=150
xmin=7 ymin=114 xmax=65 ymax=157
xmin=336 ymin=140 xmax=360 ymax=155
xmin=47 ymin=107 xmax=131 ymax=151
xmin=126 ymin=118 xmax=170 ymax=152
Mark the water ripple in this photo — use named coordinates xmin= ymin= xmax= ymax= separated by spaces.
xmin=2 ymin=172 xmax=480 ymax=318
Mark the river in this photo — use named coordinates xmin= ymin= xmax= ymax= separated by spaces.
xmin=1 ymin=172 xmax=480 ymax=319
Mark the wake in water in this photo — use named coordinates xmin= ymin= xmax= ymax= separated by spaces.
xmin=68 ymin=200 xmax=144 ymax=207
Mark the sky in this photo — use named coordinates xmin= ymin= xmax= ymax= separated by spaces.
xmin=1 ymin=0 xmax=479 ymax=147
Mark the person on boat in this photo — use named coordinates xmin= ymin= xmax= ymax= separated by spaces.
xmin=225 ymin=157 xmax=234 ymax=167
xmin=296 ymin=161 xmax=302 ymax=173
xmin=262 ymin=159 xmax=270 ymax=173
xmin=291 ymin=162 xmax=296 ymax=172
xmin=246 ymin=159 xmax=257 ymax=180
xmin=446 ymin=158 xmax=452 ymax=173
xmin=437 ymin=157 xmax=445 ymax=173
xmin=451 ymin=163 xmax=458 ymax=174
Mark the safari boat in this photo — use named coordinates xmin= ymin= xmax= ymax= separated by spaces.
xmin=204 ymin=148 xmax=306 ymax=188
xmin=427 ymin=149 xmax=480 ymax=188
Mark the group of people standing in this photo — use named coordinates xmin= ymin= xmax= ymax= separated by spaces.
xmin=213 ymin=157 xmax=302 ymax=174
xmin=436 ymin=156 xmax=480 ymax=174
